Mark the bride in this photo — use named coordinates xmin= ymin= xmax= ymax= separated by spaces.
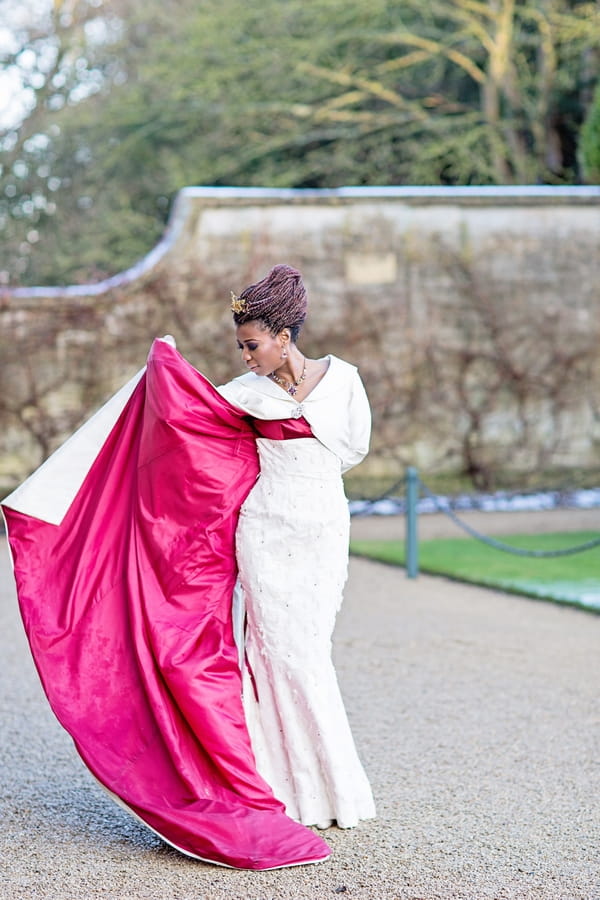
xmin=2 ymin=264 xmax=375 ymax=870
xmin=220 ymin=264 xmax=375 ymax=829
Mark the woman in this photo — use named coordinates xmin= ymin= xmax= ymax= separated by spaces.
xmin=219 ymin=264 xmax=376 ymax=830
xmin=1 ymin=264 xmax=374 ymax=870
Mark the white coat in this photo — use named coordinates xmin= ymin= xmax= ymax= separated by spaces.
xmin=217 ymin=355 xmax=371 ymax=473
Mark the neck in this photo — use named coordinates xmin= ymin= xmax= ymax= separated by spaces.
xmin=273 ymin=346 xmax=304 ymax=382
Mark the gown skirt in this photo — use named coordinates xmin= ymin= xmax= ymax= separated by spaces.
xmin=236 ymin=434 xmax=376 ymax=828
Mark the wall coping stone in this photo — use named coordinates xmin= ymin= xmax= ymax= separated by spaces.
xmin=3 ymin=185 xmax=599 ymax=302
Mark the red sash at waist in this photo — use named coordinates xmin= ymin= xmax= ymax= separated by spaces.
xmin=253 ymin=416 xmax=313 ymax=440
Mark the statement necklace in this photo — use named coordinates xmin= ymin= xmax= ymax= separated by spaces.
xmin=269 ymin=357 xmax=307 ymax=396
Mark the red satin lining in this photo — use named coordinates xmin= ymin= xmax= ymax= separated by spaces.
xmin=2 ymin=339 xmax=329 ymax=870
xmin=253 ymin=417 xmax=313 ymax=440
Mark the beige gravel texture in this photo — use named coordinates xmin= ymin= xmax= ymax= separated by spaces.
xmin=1 ymin=518 xmax=599 ymax=900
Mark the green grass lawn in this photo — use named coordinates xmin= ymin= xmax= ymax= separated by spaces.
xmin=350 ymin=531 xmax=600 ymax=613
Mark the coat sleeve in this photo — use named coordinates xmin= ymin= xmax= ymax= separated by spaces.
xmin=341 ymin=369 xmax=371 ymax=473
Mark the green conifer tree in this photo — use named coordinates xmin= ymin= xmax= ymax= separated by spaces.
xmin=581 ymin=81 xmax=600 ymax=183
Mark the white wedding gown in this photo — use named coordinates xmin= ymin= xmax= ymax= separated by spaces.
xmin=235 ymin=436 xmax=376 ymax=828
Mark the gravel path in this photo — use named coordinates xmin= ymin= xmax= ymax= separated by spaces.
xmin=1 ymin=532 xmax=599 ymax=900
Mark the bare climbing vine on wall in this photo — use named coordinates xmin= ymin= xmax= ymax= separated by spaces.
xmin=412 ymin=242 xmax=600 ymax=490
xmin=1 ymin=242 xmax=599 ymax=495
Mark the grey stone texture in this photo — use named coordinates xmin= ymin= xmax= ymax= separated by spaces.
xmin=2 ymin=186 xmax=600 ymax=491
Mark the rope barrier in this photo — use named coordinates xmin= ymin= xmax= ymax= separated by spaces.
xmin=350 ymin=467 xmax=600 ymax=579
xmin=417 ymin=477 xmax=600 ymax=558
xmin=350 ymin=475 xmax=406 ymax=515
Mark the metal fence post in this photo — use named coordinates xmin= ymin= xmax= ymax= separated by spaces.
xmin=405 ymin=466 xmax=419 ymax=578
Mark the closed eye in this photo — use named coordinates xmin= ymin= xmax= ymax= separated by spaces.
xmin=238 ymin=341 xmax=259 ymax=351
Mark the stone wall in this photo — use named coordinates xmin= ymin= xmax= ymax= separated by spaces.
xmin=2 ymin=186 xmax=600 ymax=495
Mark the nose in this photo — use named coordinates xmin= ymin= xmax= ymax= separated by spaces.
xmin=242 ymin=347 xmax=252 ymax=362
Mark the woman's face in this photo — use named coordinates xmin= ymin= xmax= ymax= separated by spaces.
xmin=236 ymin=321 xmax=288 ymax=376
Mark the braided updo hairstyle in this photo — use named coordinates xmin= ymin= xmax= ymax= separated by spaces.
xmin=232 ymin=264 xmax=307 ymax=341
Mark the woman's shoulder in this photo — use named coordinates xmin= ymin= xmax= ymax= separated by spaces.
xmin=217 ymin=372 xmax=256 ymax=404
xmin=325 ymin=354 xmax=358 ymax=373
xmin=320 ymin=354 xmax=362 ymax=386
xmin=294 ymin=355 xmax=363 ymax=405
xmin=219 ymin=371 xmax=297 ymax=407
xmin=219 ymin=371 xmax=262 ymax=393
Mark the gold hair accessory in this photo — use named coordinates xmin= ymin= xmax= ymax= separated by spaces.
xmin=230 ymin=291 xmax=247 ymax=314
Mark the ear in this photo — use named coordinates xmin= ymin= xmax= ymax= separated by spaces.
xmin=279 ymin=327 xmax=291 ymax=346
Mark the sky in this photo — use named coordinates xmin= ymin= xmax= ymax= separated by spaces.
xmin=0 ymin=0 xmax=53 ymax=130
xmin=1 ymin=0 xmax=112 ymax=132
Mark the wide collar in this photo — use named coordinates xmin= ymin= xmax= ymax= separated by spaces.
xmin=232 ymin=355 xmax=351 ymax=404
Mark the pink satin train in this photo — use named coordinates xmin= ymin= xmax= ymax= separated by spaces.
xmin=2 ymin=339 xmax=330 ymax=870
